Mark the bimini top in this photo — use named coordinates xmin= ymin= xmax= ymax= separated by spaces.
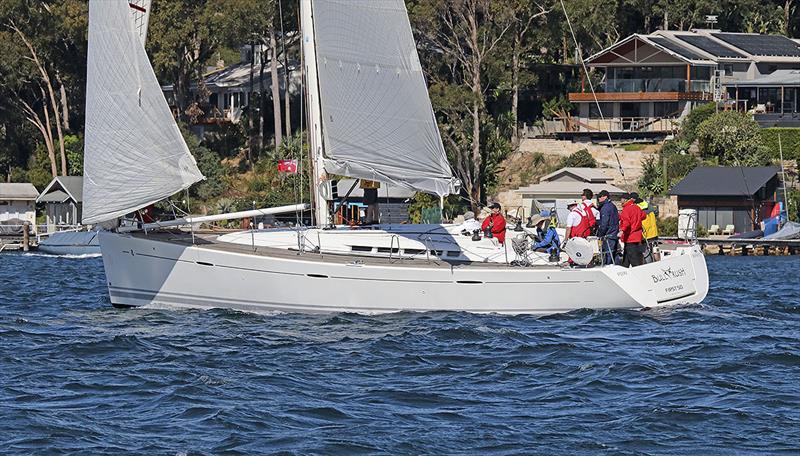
xmin=670 ymin=167 xmax=780 ymax=196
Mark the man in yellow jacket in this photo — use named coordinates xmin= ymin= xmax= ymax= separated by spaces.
xmin=637 ymin=199 xmax=659 ymax=261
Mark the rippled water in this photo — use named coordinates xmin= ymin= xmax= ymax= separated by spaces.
xmin=1 ymin=253 xmax=799 ymax=454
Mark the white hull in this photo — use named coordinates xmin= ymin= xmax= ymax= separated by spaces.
xmin=98 ymin=230 xmax=708 ymax=315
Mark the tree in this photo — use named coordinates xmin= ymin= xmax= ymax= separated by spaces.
xmin=696 ymin=111 xmax=772 ymax=166
xmin=410 ymin=0 xmax=514 ymax=211
xmin=210 ymin=0 xmax=281 ymax=151
xmin=148 ymin=0 xmax=219 ymax=122
xmin=0 ymin=0 xmax=87 ymax=178
xmin=502 ymin=0 xmax=549 ymax=148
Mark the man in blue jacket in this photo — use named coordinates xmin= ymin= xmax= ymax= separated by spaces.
xmin=596 ymin=190 xmax=619 ymax=265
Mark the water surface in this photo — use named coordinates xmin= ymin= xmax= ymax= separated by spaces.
xmin=1 ymin=254 xmax=799 ymax=454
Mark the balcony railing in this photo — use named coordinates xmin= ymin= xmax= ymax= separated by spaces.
xmin=544 ymin=117 xmax=680 ymax=134
xmin=602 ymin=78 xmax=710 ymax=93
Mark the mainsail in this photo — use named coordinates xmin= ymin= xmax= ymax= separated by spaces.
xmin=82 ymin=0 xmax=203 ymax=224
xmin=311 ymin=0 xmax=458 ymax=197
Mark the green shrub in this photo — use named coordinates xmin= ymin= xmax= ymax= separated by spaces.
xmin=558 ymin=149 xmax=597 ymax=168
xmin=657 ymin=216 xmax=678 ymax=236
xmin=679 ymin=102 xmax=716 ymax=143
xmin=696 ymin=111 xmax=771 ymax=166
xmin=759 ymin=128 xmax=800 ymax=160
xmin=622 ymin=143 xmax=646 ymax=151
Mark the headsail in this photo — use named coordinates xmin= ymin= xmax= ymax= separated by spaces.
xmin=128 ymin=0 xmax=152 ymax=45
xmin=82 ymin=0 xmax=203 ymax=224
xmin=311 ymin=0 xmax=458 ymax=197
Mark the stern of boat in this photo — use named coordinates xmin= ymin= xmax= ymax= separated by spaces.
xmin=602 ymin=244 xmax=709 ymax=309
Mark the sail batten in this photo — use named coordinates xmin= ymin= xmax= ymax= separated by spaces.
xmin=82 ymin=0 xmax=203 ymax=225
xmin=312 ymin=0 xmax=457 ymax=196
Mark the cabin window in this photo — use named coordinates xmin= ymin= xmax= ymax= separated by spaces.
xmin=350 ymin=245 xmax=373 ymax=252
xmin=446 ymin=251 xmax=462 ymax=257
xmin=376 ymin=247 xmax=400 ymax=253
xmin=403 ymin=248 xmax=425 ymax=255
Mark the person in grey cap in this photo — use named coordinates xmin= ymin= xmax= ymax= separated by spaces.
xmin=458 ymin=210 xmax=481 ymax=234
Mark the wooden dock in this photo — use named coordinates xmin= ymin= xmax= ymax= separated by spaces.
xmin=0 ymin=222 xmax=35 ymax=253
xmin=661 ymin=237 xmax=800 ymax=256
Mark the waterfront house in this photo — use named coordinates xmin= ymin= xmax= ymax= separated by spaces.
xmin=564 ymin=30 xmax=800 ymax=140
xmin=162 ymin=44 xmax=301 ymax=129
xmin=515 ymin=167 xmax=626 ymax=224
xmin=0 ymin=183 xmax=39 ymax=231
xmin=36 ymin=176 xmax=83 ymax=232
xmin=669 ymin=166 xmax=781 ymax=234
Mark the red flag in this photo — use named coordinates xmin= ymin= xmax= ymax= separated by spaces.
xmin=277 ymin=159 xmax=298 ymax=174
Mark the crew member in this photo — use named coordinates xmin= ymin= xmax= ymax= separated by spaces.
xmin=565 ymin=199 xmax=591 ymax=240
xmin=481 ymin=202 xmax=507 ymax=244
xmin=638 ymin=198 xmax=660 ymax=262
xmin=581 ymin=188 xmax=599 ymax=233
xmin=458 ymin=211 xmax=482 ymax=234
xmin=531 ymin=214 xmax=560 ymax=260
xmin=596 ymin=189 xmax=619 ymax=265
xmin=363 ymin=185 xmax=379 ymax=224
xmin=619 ymin=192 xmax=647 ymax=267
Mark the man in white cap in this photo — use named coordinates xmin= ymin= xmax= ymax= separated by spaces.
xmin=564 ymin=199 xmax=591 ymax=240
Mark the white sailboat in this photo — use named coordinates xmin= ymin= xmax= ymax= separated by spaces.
xmin=84 ymin=0 xmax=708 ymax=315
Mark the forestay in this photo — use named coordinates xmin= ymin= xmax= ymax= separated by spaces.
xmin=312 ymin=0 xmax=458 ymax=197
xmin=82 ymin=0 xmax=203 ymax=224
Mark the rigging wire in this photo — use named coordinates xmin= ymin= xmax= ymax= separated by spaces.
xmin=557 ymin=0 xmax=627 ymax=185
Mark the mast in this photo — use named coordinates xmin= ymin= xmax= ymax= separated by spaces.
xmin=300 ymin=0 xmax=332 ymax=227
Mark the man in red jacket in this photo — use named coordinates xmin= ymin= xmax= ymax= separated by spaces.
xmin=481 ymin=202 xmax=507 ymax=244
xmin=619 ymin=192 xmax=647 ymax=267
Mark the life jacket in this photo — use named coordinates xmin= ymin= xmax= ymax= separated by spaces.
xmin=571 ymin=206 xmax=592 ymax=238
xmin=584 ymin=201 xmax=597 ymax=232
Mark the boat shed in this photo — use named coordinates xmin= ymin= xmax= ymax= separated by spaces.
xmin=0 ymin=183 xmax=39 ymax=230
xmin=669 ymin=166 xmax=781 ymax=234
xmin=515 ymin=167 xmax=626 ymax=224
xmin=36 ymin=176 xmax=84 ymax=232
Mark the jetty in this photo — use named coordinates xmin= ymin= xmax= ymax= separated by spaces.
xmin=663 ymin=237 xmax=800 ymax=256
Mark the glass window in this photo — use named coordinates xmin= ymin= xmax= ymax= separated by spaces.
xmin=654 ymin=102 xmax=680 ymax=117
xmin=588 ymin=103 xmax=614 ymax=118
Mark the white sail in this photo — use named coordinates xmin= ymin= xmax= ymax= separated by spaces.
xmin=82 ymin=0 xmax=203 ymax=224
xmin=311 ymin=0 xmax=458 ymax=197
xmin=128 ymin=0 xmax=152 ymax=45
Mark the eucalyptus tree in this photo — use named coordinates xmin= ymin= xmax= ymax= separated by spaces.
xmin=0 ymin=0 xmax=87 ymax=178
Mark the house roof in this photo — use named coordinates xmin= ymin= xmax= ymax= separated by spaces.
xmin=711 ymin=33 xmax=800 ymax=57
xmin=585 ymin=34 xmax=716 ymax=65
xmin=37 ymin=176 xmax=83 ymax=203
xmin=516 ymin=181 xmax=626 ymax=196
xmin=540 ymin=167 xmax=613 ymax=183
xmin=669 ymin=166 xmax=780 ymax=196
xmin=587 ymin=30 xmax=800 ymax=66
xmin=37 ymin=190 xmax=70 ymax=203
xmin=735 ymin=69 xmax=800 ymax=87
xmin=0 ymin=183 xmax=39 ymax=200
